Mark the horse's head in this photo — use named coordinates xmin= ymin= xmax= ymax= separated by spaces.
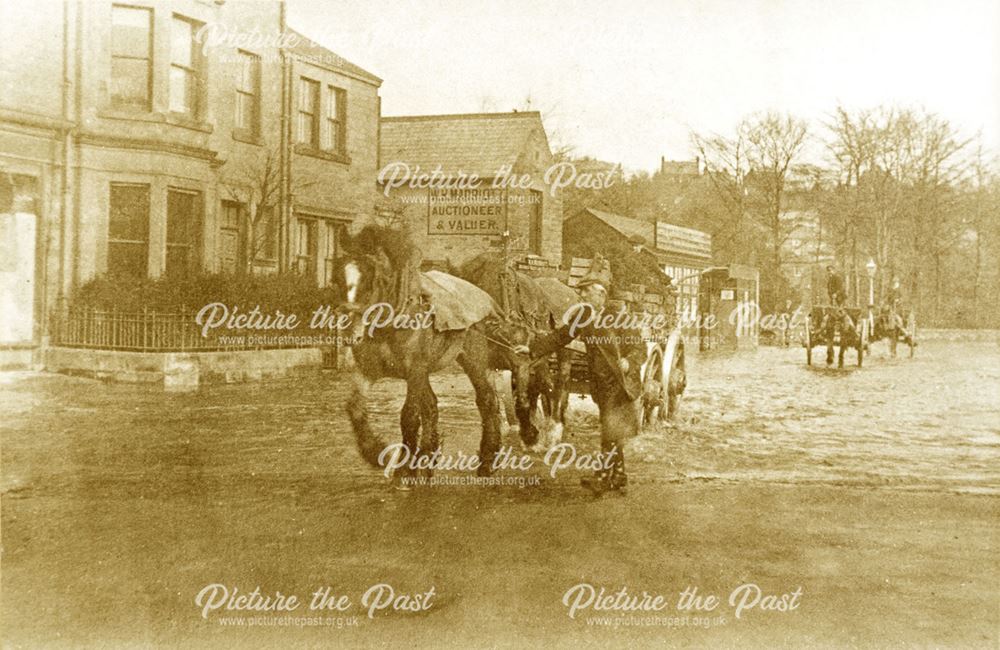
xmin=326 ymin=253 xmax=385 ymax=343
xmin=491 ymin=315 xmax=538 ymax=414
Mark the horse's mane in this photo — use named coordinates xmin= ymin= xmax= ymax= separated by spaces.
xmin=347 ymin=225 xmax=421 ymax=271
xmin=455 ymin=251 xmax=505 ymax=282
xmin=457 ymin=252 xmax=560 ymax=327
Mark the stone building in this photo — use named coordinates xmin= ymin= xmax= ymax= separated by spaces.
xmin=378 ymin=111 xmax=562 ymax=268
xmin=658 ymin=156 xmax=702 ymax=186
xmin=0 ymin=0 xmax=382 ymax=354
xmin=563 ymin=208 xmax=712 ymax=319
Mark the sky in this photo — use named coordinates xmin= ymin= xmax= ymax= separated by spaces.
xmin=286 ymin=0 xmax=999 ymax=172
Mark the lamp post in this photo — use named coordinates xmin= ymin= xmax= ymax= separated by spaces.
xmin=866 ymin=258 xmax=877 ymax=308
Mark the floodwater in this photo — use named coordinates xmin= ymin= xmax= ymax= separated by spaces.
xmin=3 ymin=342 xmax=997 ymax=499
xmin=1 ymin=341 xmax=998 ymax=647
xmin=637 ymin=341 xmax=1000 ymax=493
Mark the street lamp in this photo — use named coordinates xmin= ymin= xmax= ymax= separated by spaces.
xmin=865 ymin=258 xmax=877 ymax=308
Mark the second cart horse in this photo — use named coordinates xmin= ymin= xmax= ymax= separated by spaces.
xmin=804 ymin=305 xmax=868 ymax=368
xmin=870 ymin=304 xmax=917 ymax=358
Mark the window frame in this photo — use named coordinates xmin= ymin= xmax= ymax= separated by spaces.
xmin=165 ymin=187 xmax=202 ymax=277
xmin=324 ymin=85 xmax=347 ymax=154
xmin=296 ymin=77 xmax=321 ymax=147
xmin=107 ymin=182 xmax=151 ymax=278
xmin=110 ymin=4 xmax=153 ymax=112
xmin=295 ymin=216 xmax=319 ymax=279
xmin=234 ymin=49 xmax=261 ymax=141
xmin=323 ymin=220 xmax=347 ymax=287
xmin=168 ymin=14 xmax=203 ymax=118
xmin=218 ymin=199 xmax=245 ymax=274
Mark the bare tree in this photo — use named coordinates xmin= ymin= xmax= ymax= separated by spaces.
xmin=693 ymin=112 xmax=808 ymax=309
xmin=825 ymin=106 xmax=971 ymax=322
xmin=221 ymin=142 xmax=314 ymax=274
xmin=743 ymin=112 xmax=809 ymax=288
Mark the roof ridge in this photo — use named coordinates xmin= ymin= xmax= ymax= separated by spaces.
xmin=382 ymin=111 xmax=542 ymax=123
xmin=284 ymin=26 xmax=382 ymax=84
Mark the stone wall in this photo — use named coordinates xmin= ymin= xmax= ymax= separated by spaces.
xmin=43 ymin=346 xmax=325 ymax=391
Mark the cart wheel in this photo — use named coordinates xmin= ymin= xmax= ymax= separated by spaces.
xmin=805 ymin=316 xmax=812 ymax=366
xmin=639 ymin=345 xmax=664 ymax=428
xmin=857 ymin=318 xmax=867 ymax=368
xmin=665 ymin=341 xmax=685 ymax=420
xmin=890 ymin=320 xmax=898 ymax=358
xmin=907 ymin=311 xmax=916 ymax=358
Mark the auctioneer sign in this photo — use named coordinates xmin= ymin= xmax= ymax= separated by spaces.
xmin=427 ymin=188 xmax=508 ymax=235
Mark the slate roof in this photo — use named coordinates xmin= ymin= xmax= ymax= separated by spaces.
xmin=579 ymin=208 xmax=712 ymax=262
xmin=285 ymin=28 xmax=382 ymax=85
xmin=582 ymin=208 xmax=655 ymax=246
xmin=379 ymin=111 xmax=547 ymax=177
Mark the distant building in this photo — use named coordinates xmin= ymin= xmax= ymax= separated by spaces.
xmin=378 ymin=111 xmax=562 ymax=267
xmin=658 ymin=157 xmax=702 ymax=186
xmin=780 ymin=209 xmax=835 ymax=306
xmin=0 ymin=1 xmax=383 ymax=349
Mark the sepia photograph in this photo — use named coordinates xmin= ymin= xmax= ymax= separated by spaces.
xmin=1 ymin=0 xmax=998 ymax=647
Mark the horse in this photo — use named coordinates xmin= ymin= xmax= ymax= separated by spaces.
xmin=329 ymin=226 xmax=534 ymax=479
xmin=455 ymin=253 xmax=576 ymax=448
xmin=818 ymin=306 xmax=861 ymax=368
xmin=872 ymin=305 xmax=914 ymax=358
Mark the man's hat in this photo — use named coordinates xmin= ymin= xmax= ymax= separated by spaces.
xmin=577 ymin=255 xmax=613 ymax=291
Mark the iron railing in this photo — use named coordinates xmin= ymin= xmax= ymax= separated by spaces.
xmin=49 ymin=307 xmax=330 ymax=353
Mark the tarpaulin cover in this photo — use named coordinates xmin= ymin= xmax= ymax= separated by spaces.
xmin=420 ymin=270 xmax=497 ymax=331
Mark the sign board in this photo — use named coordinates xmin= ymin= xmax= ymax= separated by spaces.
xmin=720 ymin=289 xmax=735 ymax=300
xmin=428 ymin=188 xmax=507 ymax=236
xmin=655 ymin=221 xmax=712 ymax=260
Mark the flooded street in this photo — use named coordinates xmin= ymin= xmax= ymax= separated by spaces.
xmin=641 ymin=341 xmax=1000 ymax=492
xmin=2 ymin=341 xmax=998 ymax=647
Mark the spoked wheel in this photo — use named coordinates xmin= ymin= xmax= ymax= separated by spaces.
xmin=639 ymin=345 xmax=664 ymax=428
xmin=907 ymin=311 xmax=917 ymax=358
xmin=889 ymin=320 xmax=898 ymax=358
xmin=805 ymin=315 xmax=813 ymax=366
xmin=856 ymin=318 xmax=867 ymax=368
xmin=665 ymin=340 xmax=686 ymax=420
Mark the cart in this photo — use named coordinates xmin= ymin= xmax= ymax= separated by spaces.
xmin=563 ymin=259 xmax=686 ymax=424
xmin=804 ymin=305 xmax=868 ymax=368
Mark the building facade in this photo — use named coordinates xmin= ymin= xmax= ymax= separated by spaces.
xmin=564 ymin=208 xmax=712 ymax=320
xmin=0 ymin=0 xmax=382 ymax=350
xmin=378 ymin=111 xmax=562 ymax=268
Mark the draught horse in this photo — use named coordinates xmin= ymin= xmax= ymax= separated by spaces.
xmin=456 ymin=253 xmax=577 ymax=448
xmin=330 ymin=226 xmax=533 ymax=479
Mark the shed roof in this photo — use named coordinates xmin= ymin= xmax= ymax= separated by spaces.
xmin=576 ymin=208 xmax=712 ymax=264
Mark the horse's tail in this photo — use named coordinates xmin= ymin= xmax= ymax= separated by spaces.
xmin=344 ymin=373 xmax=389 ymax=468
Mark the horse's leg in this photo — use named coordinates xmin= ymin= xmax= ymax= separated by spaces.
xmin=555 ymin=350 xmax=572 ymax=428
xmin=524 ymin=370 xmax=553 ymax=449
xmin=458 ymin=351 xmax=502 ymax=477
xmin=413 ymin=371 xmax=439 ymax=478
xmin=397 ymin=384 xmax=421 ymax=480
xmin=536 ymin=369 xmax=553 ymax=419
xmin=516 ymin=371 xmax=540 ymax=448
